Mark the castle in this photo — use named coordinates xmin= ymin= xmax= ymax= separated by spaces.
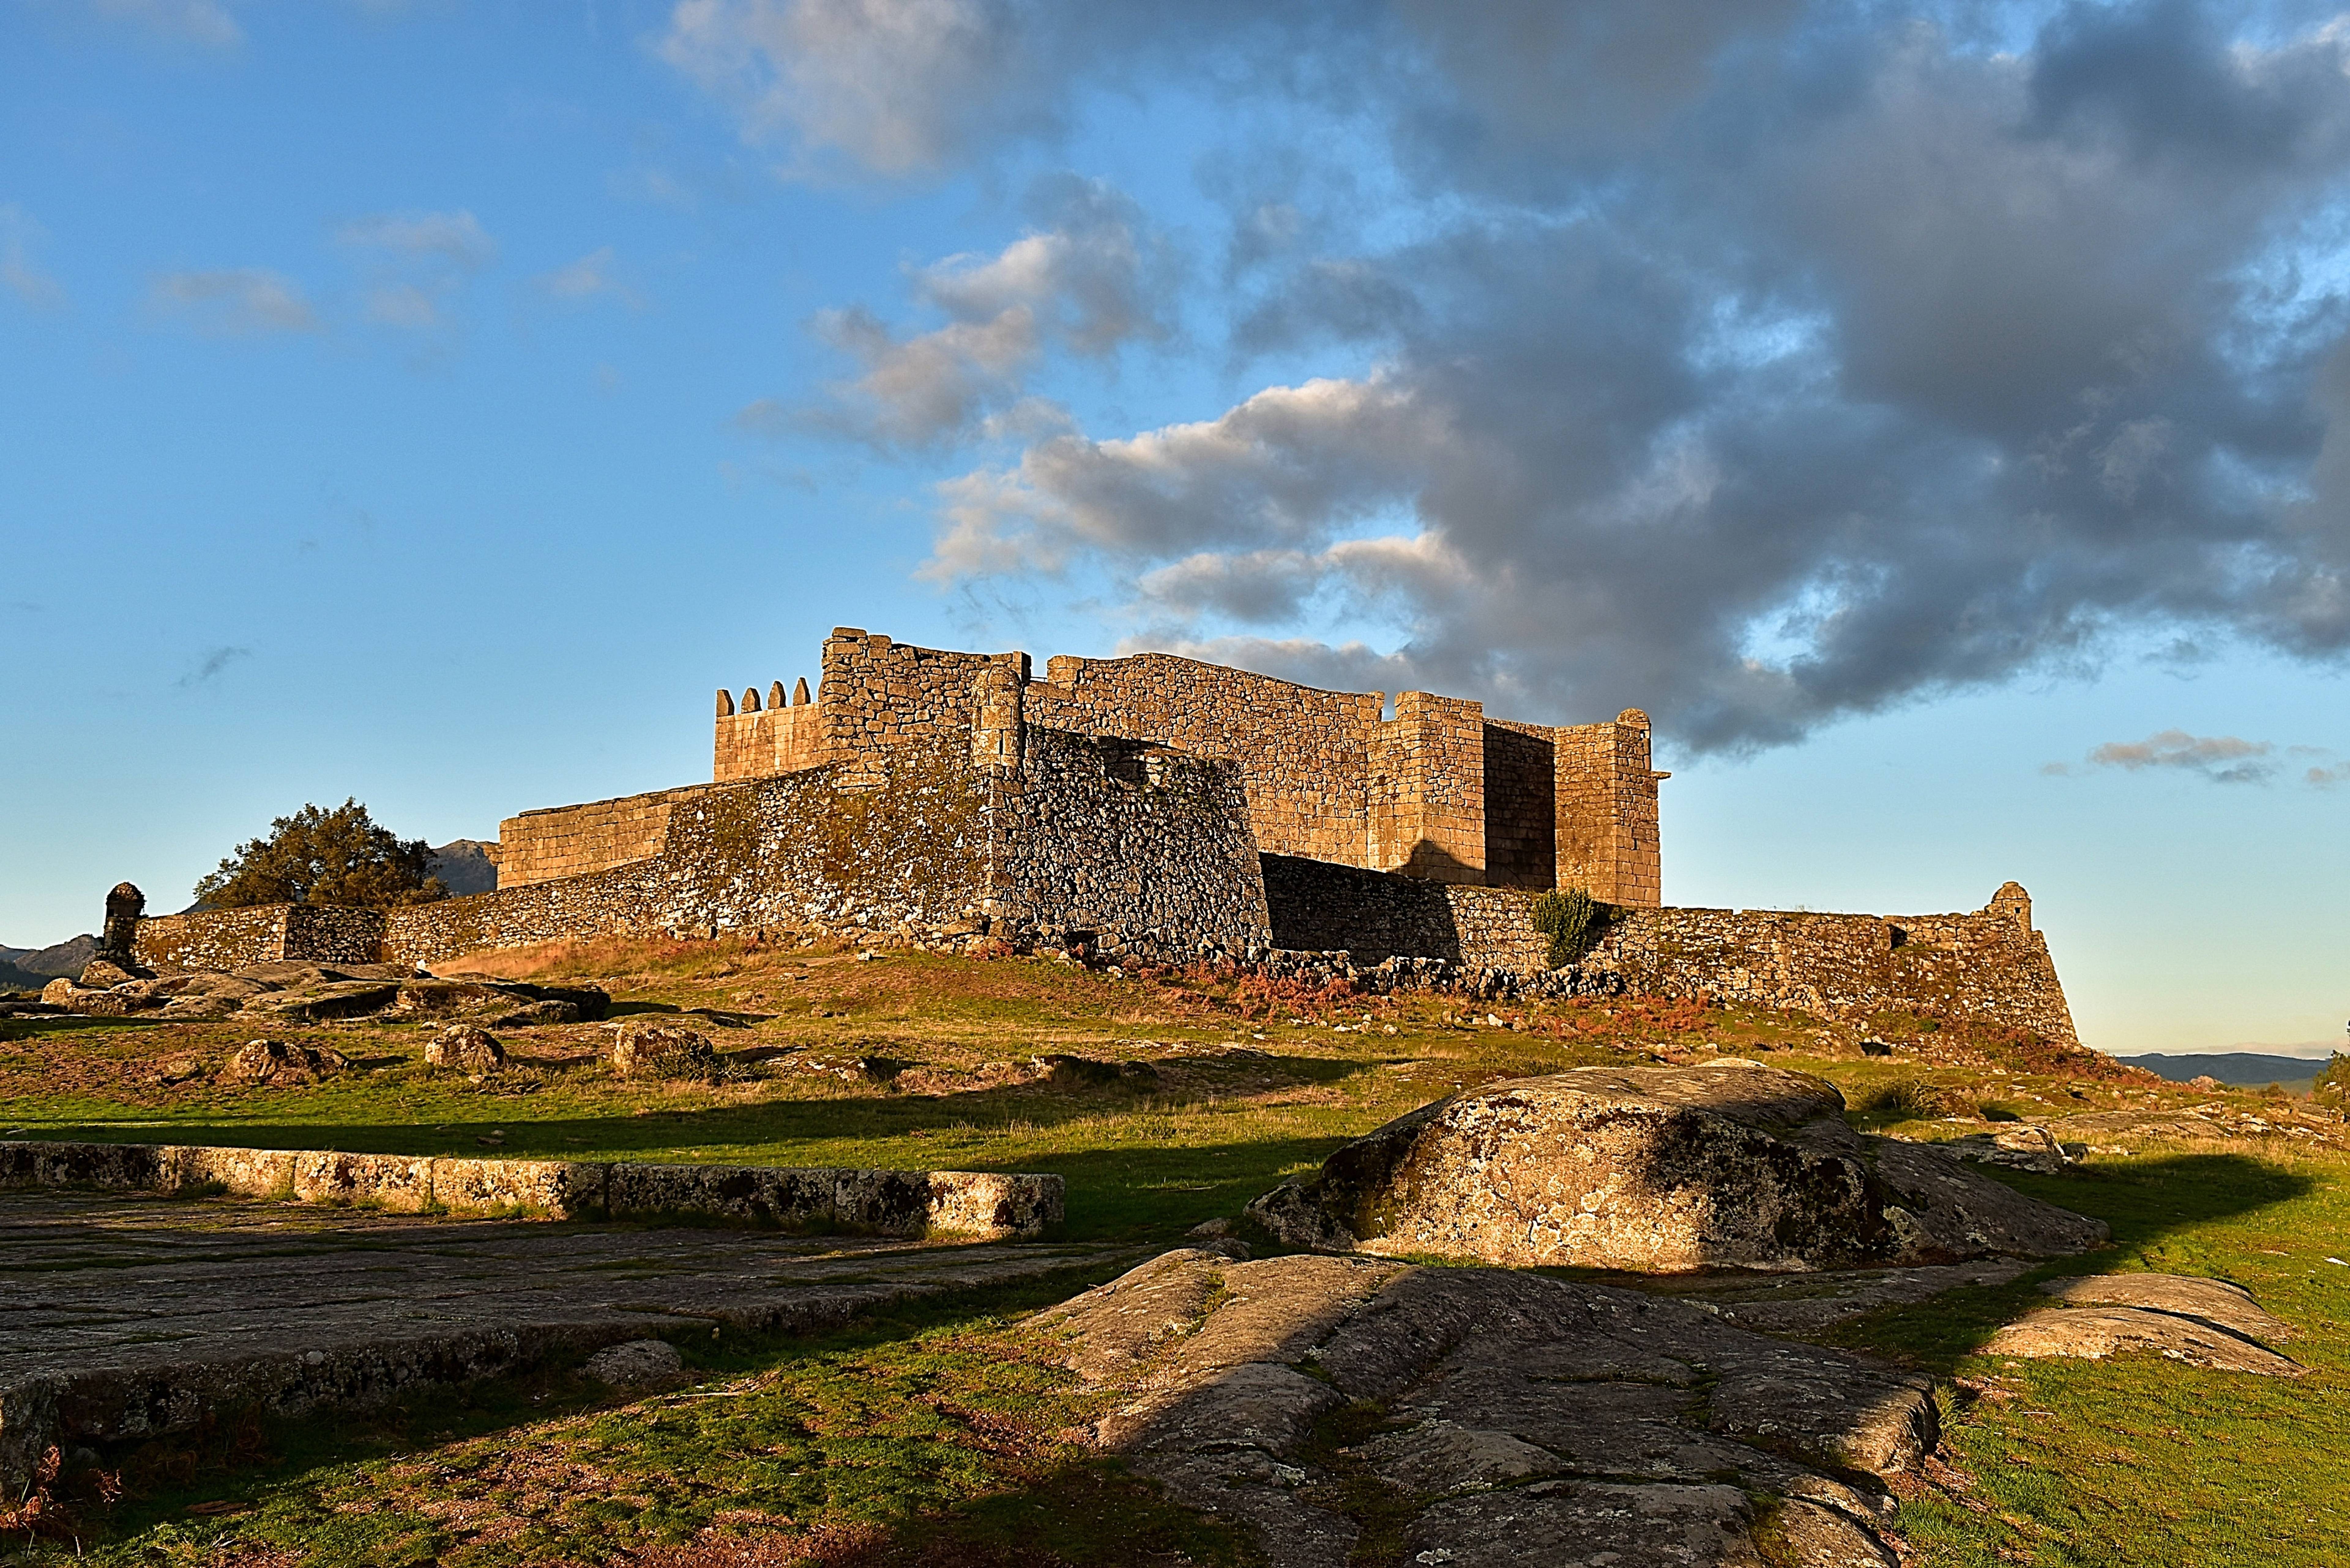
xmin=136 ymin=629 xmax=2080 ymax=1042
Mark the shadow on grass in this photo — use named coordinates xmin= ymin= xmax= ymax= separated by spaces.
xmin=1824 ymin=1150 xmax=2318 ymax=1374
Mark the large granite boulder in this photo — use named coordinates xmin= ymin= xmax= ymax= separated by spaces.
xmin=1246 ymin=1062 xmax=2107 ymax=1271
xmin=1032 ymin=1249 xmax=1936 ymax=1568
xmin=609 ymin=1019 xmax=718 ymax=1081
xmin=426 ymin=1024 xmax=507 ymax=1075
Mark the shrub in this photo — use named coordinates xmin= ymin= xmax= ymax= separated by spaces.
xmin=2315 ymin=1052 xmax=2350 ymax=1109
xmin=1531 ymin=888 xmax=1606 ymax=968
xmin=194 ymin=798 xmax=446 ymax=910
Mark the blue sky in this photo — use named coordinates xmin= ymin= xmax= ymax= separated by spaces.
xmin=2 ymin=0 xmax=2346 ymax=1057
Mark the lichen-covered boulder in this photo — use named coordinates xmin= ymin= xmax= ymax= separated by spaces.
xmin=609 ymin=1020 xmax=718 ymax=1081
xmin=426 ymin=1024 xmax=507 ymax=1075
xmin=1246 ymin=1062 xmax=2106 ymax=1273
xmin=222 ymin=1040 xmax=350 ymax=1086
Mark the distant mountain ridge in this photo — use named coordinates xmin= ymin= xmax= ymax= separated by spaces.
xmin=2119 ymin=1051 xmax=2336 ymax=1089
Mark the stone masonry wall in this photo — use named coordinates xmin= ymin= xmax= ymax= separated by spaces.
xmin=137 ymin=903 xmax=388 ymax=971
xmin=380 ymin=727 xmax=1260 ymax=967
xmin=992 ymin=731 xmax=1271 ymax=955
xmin=704 ymin=630 xmax=1662 ymax=902
xmin=715 ymin=685 xmax=824 ymax=782
xmin=1261 ymin=856 xmax=2076 ymax=1041
xmin=1027 ymin=650 xmax=1388 ymax=868
xmin=497 ymin=786 xmax=714 ymax=889
xmin=1367 ymin=692 xmax=1486 ymax=883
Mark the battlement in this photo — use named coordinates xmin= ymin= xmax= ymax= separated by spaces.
xmin=713 ymin=627 xmax=1666 ymax=905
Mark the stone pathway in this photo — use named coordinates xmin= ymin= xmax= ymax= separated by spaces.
xmin=0 ymin=1189 xmax=1121 ymax=1486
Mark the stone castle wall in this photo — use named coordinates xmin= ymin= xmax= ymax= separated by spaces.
xmin=714 ymin=678 xmax=824 ymax=783
xmin=496 ymin=785 xmax=715 ymax=889
xmin=1260 ymin=856 xmax=2075 ymax=1042
xmin=139 ymin=726 xmax=1271 ymax=973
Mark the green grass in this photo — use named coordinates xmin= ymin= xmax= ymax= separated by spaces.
xmin=6 ymin=935 xmax=2348 ymax=1565
xmin=1821 ymin=1149 xmax=2350 ymax=1567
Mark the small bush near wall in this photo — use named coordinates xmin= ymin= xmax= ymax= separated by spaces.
xmin=1531 ymin=887 xmax=1604 ymax=969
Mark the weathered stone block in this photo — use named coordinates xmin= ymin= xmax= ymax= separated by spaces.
xmin=293 ymin=1151 xmax=436 ymax=1211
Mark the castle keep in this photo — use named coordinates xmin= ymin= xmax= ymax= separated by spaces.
xmin=135 ymin=629 xmax=2079 ymax=1041
xmin=513 ymin=629 xmax=1662 ymax=905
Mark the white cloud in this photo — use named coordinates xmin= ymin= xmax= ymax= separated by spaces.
xmin=537 ymin=246 xmax=637 ymax=305
xmin=336 ymin=210 xmax=498 ymax=270
xmin=658 ymin=0 xmax=1051 ymax=177
xmin=0 ymin=206 xmax=66 ymax=310
xmin=363 ymin=283 xmax=442 ymax=330
xmin=782 ymin=177 xmax=1178 ymax=449
xmin=149 ymin=269 xmax=319 ymax=335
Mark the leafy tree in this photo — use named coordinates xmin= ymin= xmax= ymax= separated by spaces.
xmin=194 ymin=799 xmax=447 ymax=910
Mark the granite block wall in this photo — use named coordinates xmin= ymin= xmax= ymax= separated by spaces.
xmin=714 ymin=682 xmax=824 ymax=782
xmin=497 ymin=786 xmax=715 ymax=889
xmin=756 ymin=629 xmax=1663 ymax=903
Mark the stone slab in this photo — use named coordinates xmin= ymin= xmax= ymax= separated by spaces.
xmin=0 ymin=1189 xmax=1122 ymax=1490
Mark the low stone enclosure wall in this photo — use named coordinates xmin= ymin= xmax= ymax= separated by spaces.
xmin=1262 ymin=855 xmax=2078 ymax=1043
xmin=0 ymin=1141 xmax=1063 ymax=1239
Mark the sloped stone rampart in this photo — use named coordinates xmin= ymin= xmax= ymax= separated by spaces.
xmin=0 ymin=1141 xmax=1064 ymax=1238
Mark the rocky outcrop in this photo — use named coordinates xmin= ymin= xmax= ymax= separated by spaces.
xmin=1246 ymin=1063 xmax=2108 ymax=1271
xmin=1985 ymin=1273 xmax=2304 ymax=1376
xmin=1033 ymin=1249 xmax=1936 ymax=1568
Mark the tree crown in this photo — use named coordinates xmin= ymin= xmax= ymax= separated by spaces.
xmin=194 ymin=799 xmax=447 ymax=911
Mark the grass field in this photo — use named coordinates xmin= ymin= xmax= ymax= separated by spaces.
xmin=2 ymin=935 xmax=2343 ymax=1566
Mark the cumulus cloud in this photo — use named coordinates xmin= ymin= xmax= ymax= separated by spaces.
xmin=786 ymin=176 xmax=1177 ymax=449
xmin=149 ymin=269 xmax=318 ymax=335
xmin=778 ymin=0 xmax=2350 ymax=748
xmin=0 ymin=206 xmax=65 ymax=309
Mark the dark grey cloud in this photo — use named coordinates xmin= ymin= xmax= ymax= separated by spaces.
xmin=675 ymin=0 xmax=2350 ymax=749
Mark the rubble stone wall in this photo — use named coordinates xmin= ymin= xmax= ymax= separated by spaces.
xmin=136 ymin=903 xmax=388 ymax=971
xmin=1261 ymin=855 xmax=2076 ymax=1040
xmin=497 ymin=786 xmax=714 ymax=888
xmin=994 ymin=731 xmax=1271 ymax=954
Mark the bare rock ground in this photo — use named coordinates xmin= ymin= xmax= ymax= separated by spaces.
xmin=0 ymin=1189 xmax=1119 ymax=1490
xmin=1033 ymin=1248 xmax=1939 ymax=1567
xmin=1985 ymin=1272 xmax=2304 ymax=1376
